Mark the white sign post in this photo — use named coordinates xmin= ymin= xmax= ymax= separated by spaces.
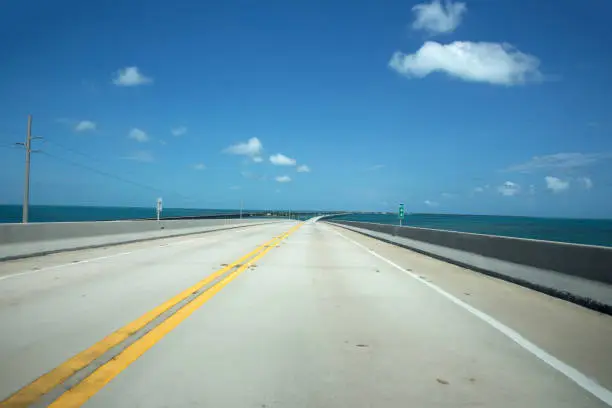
xmin=156 ymin=198 xmax=163 ymax=221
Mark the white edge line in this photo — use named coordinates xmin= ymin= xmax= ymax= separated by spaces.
xmin=0 ymin=251 xmax=135 ymax=282
xmin=0 ymin=223 xmax=281 ymax=283
xmin=0 ymin=234 xmax=222 ymax=282
xmin=327 ymin=225 xmax=612 ymax=407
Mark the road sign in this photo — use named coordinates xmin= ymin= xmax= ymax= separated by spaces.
xmin=156 ymin=198 xmax=163 ymax=221
xmin=399 ymin=203 xmax=404 ymax=219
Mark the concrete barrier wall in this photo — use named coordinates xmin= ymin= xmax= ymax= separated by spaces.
xmin=327 ymin=221 xmax=612 ymax=313
xmin=0 ymin=218 xmax=287 ymax=260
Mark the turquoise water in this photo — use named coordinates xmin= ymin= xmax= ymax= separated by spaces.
xmin=330 ymin=213 xmax=612 ymax=248
xmin=3 ymin=205 xmax=611 ymax=247
xmin=0 ymin=204 xmax=311 ymax=223
xmin=0 ymin=205 xmax=246 ymax=224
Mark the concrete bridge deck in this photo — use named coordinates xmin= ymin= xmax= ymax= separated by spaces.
xmin=0 ymin=220 xmax=611 ymax=407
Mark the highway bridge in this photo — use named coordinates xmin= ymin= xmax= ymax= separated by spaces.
xmin=0 ymin=217 xmax=611 ymax=407
xmin=145 ymin=210 xmax=345 ymax=221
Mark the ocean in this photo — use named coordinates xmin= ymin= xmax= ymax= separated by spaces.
xmin=330 ymin=213 xmax=612 ymax=248
xmin=0 ymin=205 xmax=245 ymax=224
xmin=1 ymin=205 xmax=611 ymax=248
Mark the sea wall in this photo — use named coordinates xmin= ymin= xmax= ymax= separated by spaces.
xmin=326 ymin=220 xmax=612 ymax=312
xmin=0 ymin=218 xmax=286 ymax=260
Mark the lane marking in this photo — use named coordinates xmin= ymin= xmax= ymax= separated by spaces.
xmin=327 ymin=224 xmax=612 ymax=407
xmin=0 ymin=224 xmax=299 ymax=408
xmin=48 ymin=223 xmax=301 ymax=407
xmin=0 ymin=235 xmax=221 ymax=283
xmin=0 ymin=222 xmax=284 ymax=283
xmin=0 ymin=251 xmax=135 ymax=282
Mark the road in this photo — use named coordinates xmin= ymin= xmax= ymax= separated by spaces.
xmin=0 ymin=219 xmax=611 ymax=407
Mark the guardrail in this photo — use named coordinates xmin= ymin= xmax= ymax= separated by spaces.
xmin=326 ymin=220 xmax=612 ymax=314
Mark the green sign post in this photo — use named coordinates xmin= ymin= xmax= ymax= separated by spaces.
xmin=399 ymin=203 xmax=404 ymax=226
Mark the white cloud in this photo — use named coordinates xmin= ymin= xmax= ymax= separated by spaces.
xmin=529 ymin=184 xmax=536 ymax=195
xmin=193 ymin=163 xmax=206 ymax=170
xmin=389 ymin=41 xmax=542 ymax=86
xmin=424 ymin=200 xmax=439 ymax=207
xmin=367 ymin=164 xmax=385 ymax=171
xmin=579 ymin=177 xmax=593 ymax=190
xmin=224 ymin=137 xmax=263 ymax=160
xmin=171 ymin=126 xmax=187 ymax=137
xmin=229 ymin=185 xmax=241 ymax=190
xmin=275 ymin=175 xmax=291 ymax=183
xmin=128 ymin=128 xmax=149 ymax=142
xmin=75 ymin=120 xmax=96 ymax=132
xmin=270 ymin=153 xmax=297 ymax=166
xmin=545 ymin=176 xmax=569 ymax=193
xmin=241 ymin=171 xmax=265 ymax=181
xmin=498 ymin=181 xmax=520 ymax=196
xmin=55 ymin=118 xmax=73 ymax=126
xmin=297 ymin=164 xmax=311 ymax=173
xmin=160 ymin=140 xmax=167 ymax=145
xmin=441 ymin=192 xmax=455 ymax=198
xmin=412 ymin=0 xmax=467 ymax=35
xmin=124 ymin=150 xmax=154 ymax=163
xmin=112 ymin=66 xmax=153 ymax=86
xmin=471 ymin=185 xmax=491 ymax=197
xmin=506 ymin=152 xmax=612 ymax=173
xmin=253 ymin=156 xmax=263 ymax=163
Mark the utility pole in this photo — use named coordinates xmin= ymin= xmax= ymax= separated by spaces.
xmin=240 ymin=199 xmax=243 ymax=219
xmin=15 ymin=115 xmax=42 ymax=223
xmin=19 ymin=115 xmax=33 ymax=223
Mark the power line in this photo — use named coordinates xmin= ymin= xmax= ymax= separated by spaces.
xmin=0 ymin=143 xmax=21 ymax=150
xmin=39 ymin=151 xmax=192 ymax=200
xmin=41 ymin=138 xmax=198 ymax=202
xmin=43 ymin=138 xmax=107 ymax=165
xmin=6 ymin=117 xmax=202 ymax=219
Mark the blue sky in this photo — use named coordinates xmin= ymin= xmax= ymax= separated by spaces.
xmin=1 ymin=0 xmax=612 ymax=217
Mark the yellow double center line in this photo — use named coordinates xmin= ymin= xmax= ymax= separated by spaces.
xmin=2 ymin=222 xmax=302 ymax=408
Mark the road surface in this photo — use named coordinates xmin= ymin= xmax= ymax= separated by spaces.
xmin=0 ymin=219 xmax=611 ymax=407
